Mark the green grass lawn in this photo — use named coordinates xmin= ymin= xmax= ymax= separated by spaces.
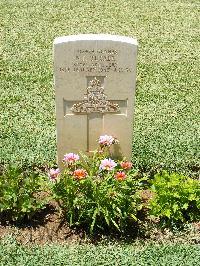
xmin=0 ymin=236 xmax=200 ymax=266
xmin=1 ymin=0 xmax=199 ymax=175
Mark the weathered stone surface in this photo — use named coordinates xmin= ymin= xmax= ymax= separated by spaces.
xmin=54 ymin=34 xmax=138 ymax=167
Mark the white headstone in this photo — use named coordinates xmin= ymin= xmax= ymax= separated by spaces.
xmin=54 ymin=34 xmax=138 ymax=167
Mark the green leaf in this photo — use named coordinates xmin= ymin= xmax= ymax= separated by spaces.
xmin=182 ymin=203 xmax=189 ymax=209
xmin=164 ymin=209 xmax=171 ymax=218
xmin=172 ymin=203 xmax=179 ymax=212
xmin=90 ymin=209 xmax=99 ymax=233
xmin=130 ymin=214 xmax=137 ymax=221
xmin=111 ymin=218 xmax=120 ymax=231
xmin=116 ymin=207 xmax=122 ymax=215
xmin=188 ymin=194 xmax=196 ymax=201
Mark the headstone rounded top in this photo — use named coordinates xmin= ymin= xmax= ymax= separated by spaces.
xmin=54 ymin=34 xmax=138 ymax=46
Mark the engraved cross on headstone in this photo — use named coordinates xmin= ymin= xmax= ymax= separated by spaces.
xmin=63 ymin=76 xmax=127 ymax=152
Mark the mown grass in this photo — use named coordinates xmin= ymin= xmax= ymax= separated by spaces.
xmin=1 ymin=0 xmax=200 ymax=175
xmin=0 ymin=236 xmax=199 ymax=266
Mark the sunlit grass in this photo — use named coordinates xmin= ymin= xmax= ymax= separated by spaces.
xmin=1 ymin=0 xmax=199 ymax=175
xmin=0 ymin=236 xmax=200 ymax=266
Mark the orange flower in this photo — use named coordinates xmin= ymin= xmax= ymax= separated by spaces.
xmin=73 ymin=169 xmax=87 ymax=180
xmin=120 ymin=161 xmax=132 ymax=170
xmin=115 ymin=171 xmax=126 ymax=181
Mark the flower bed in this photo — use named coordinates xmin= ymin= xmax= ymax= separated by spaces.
xmin=0 ymin=135 xmax=199 ymax=237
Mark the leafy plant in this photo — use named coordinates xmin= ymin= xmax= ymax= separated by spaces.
xmin=149 ymin=171 xmax=200 ymax=224
xmin=0 ymin=165 xmax=48 ymax=221
xmin=49 ymin=136 xmax=146 ymax=233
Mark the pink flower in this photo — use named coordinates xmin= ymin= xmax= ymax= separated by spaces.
xmin=98 ymin=135 xmax=117 ymax=147
xmin=63 ymin=153 xmax=80 ymax=164
xmin=115 ymin=171 xmax=126 ymax=181
xmin=99 ymin=158 xmax=117 ymax=171
xmin=48 ymin=168 xmax=60 ymax=182
xmin=120 ymin=161 xmax=133 ymax=170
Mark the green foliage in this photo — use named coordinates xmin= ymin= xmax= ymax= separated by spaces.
xmin=0 ymin=165 xmax=48 ymax=221
xmin=50 ymin=146 xmax=145 ymax=233
xmin=149 ymin=171 xmax=200 ymax=223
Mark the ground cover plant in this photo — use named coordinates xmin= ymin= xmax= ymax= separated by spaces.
xmin=1 ymin=0 xmax=200 ymax=175
xmin=149 ymin=171 xmax=200 ymax=225
xmin=0 ymin=165 xmax=48 ymax=221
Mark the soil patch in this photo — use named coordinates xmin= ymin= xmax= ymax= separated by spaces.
xmin=0 ymin=204 xmax=85 ymax=245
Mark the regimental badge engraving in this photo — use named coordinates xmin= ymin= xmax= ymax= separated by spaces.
xmin=71 ymin=77 xmax=120 ymax=113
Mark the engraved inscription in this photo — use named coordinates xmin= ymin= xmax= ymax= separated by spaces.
xmin=71 ymin=77 xmax=120 ymax=114
xmin=59 ymin=49 xmax=132 ymax=73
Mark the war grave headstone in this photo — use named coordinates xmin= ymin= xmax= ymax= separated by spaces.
xmin=54 ymin=34 xmax=138 ymax=167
